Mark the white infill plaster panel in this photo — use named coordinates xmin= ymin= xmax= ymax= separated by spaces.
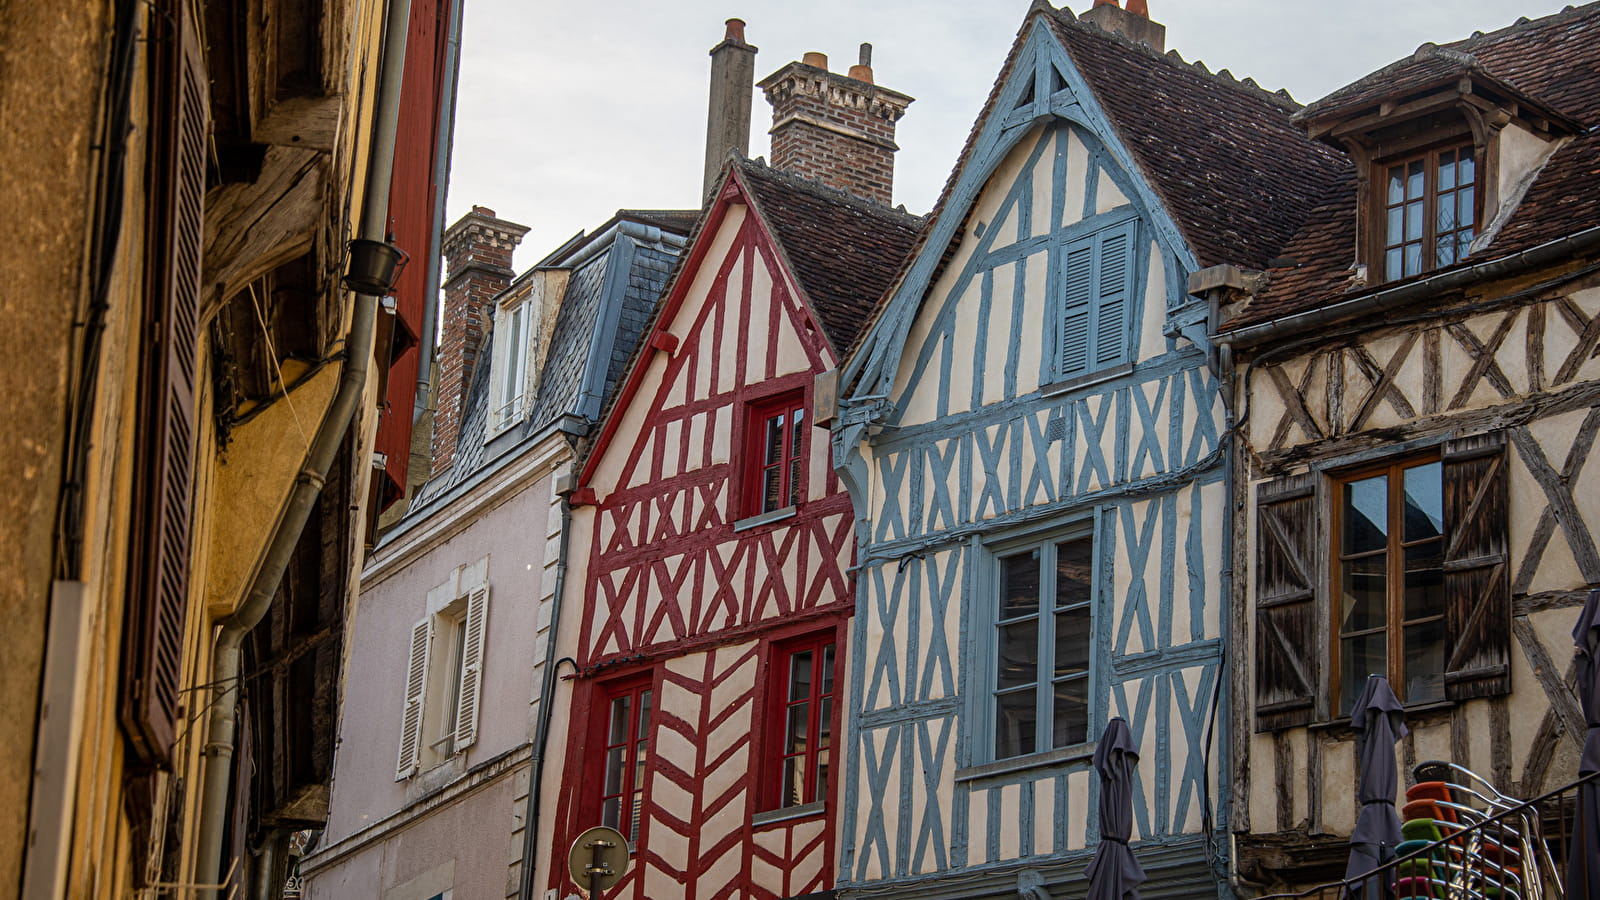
xmin=998 ymin=782 xmax=1022 ymax=859
xmin=1200 ymin=479 xmax=1224 ymax=640
xmin=1169 ymin=483 xmax=1196 ymax=645
xmin=807 ymin=435 xmax=829 ymax=504
xmin=1321 ymin=736 xmax=1356 ymax=834
xmin=1034 ymin=774 xmax=1057 ymax=856
xmin=702 ymin=843 xmax=743 ymax=897
xmin=711 ymin=405 xmax=732 ymax=464
xmin=1031 ymin=130 xmax=1056 ymax=241
xmin=790 ymin=822 xmax=824 ymax=887
xmin=743 ymin=249 xmax=770 ymax=383
xmin=666 ymin=354 xmax=689 ymax=409
xmin=1412 ymin=720 xmax=1451 ymax=773
xmin=1066 ymin=769 xmax=1090 ymax=850
xmin=1096 ymin=164 xmax=1130 ymax=214
xmin=967 ymin=786 xmax=991 ymax=866
xmin=1170 ymin=666 xmax=1204 ymax=834
xmin=1249 ymin=733 xmax=1277 ymax=830
xmin=645 ymin=863 xmax=680 ymax=899
xmin=984 ymin=262 xmax=1017 ymax=407
xmin=1018 ymin=249 xmax=1049 ymax=396
xmin=1113 ymin=502 xmax=1154 ymax=656
xmin=992 ymin=196 xmax=1020 ymax=249
xmin=687 ymin=412 xmax=706 ymax=473
xmin=1512 ymin=414 xmax=1584 ymax=594
xmin=896 ymin=311 xmax=943 ymax=427
xmin=1138 ymin=245 xmax=1167 ymax=363
xmin=1063 ymin=128 xmax=1090 ymax=230
xmin=662 ymin=419 xmax=683 ymax=479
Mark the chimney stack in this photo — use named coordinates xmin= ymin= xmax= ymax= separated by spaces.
xmin=431 ymin=206 xmax=528 ymax=476
xmin=1080 ymin=0 xmax=1165 ymax=52
xmin=758 ymin=42 xmax=913 ymax=206
xmin=703 ymin=19 xmax=758 ymax=200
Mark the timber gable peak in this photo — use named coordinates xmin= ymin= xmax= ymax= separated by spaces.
xmin=842 ymin=1 xmax=1334 ymax=398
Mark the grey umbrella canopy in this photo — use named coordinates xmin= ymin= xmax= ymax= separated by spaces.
xmin=1346 ymin=675 xmax=1408 ymax=897
xmin=1568 ymin=589 xmax=1600 ymax=897
xmin=1087 ymin=717 xmax=1146 ymax=900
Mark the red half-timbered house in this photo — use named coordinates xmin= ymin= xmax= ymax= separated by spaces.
xmin=551 ymin=157 xmax=920 ymax=900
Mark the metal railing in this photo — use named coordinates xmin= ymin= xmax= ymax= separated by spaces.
xmin=1254 ymin=769 xmax=1599 ymax=900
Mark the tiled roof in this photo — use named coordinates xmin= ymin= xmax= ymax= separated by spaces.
xmin=1296 ymin=47 xmax=1482 ymax=124
xmin=736 ymin=159 xmax=923 ymax=354
xmin=1226 ymin=3 xmax=1600 ymax=331
xmin=1043 ymin=10 xmax=1347 ymax=272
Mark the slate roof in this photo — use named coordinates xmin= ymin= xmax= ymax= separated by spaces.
xmin=1225 ymin=4 xmax=1600 ymax=331
xmin=736 ymin=159 xmax=924 ymax=353
xmin=399 ymin=212 xmax=689 ymax=522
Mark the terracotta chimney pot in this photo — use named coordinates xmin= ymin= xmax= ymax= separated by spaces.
xmin=1126 ymin=0 xmax=1149 ymax=17
xmin=802 ymin=51 xmax=828 ymax=70
xmin=724 ymin=18 xmax=746 ymax=42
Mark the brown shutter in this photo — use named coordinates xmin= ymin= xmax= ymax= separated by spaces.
xmin=121 ymin=0 xmax=206 ymax=768
xmin=1255 ymin=472 xmax=1321 ymax=732
xmin=1442 ymin=431 xmax=1512 ymax=701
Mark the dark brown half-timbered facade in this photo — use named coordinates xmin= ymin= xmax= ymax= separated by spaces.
xmin=1210 ymin=6 xmax=1600 ymax=890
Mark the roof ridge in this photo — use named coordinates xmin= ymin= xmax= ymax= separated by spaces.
xmin=735 ymin=157 xmax=925 ymax=228
xmin=1448 ymin=1 xmax=1600 ymax=49
xmin=1050 ymin=5 xmax=1301 ymax=110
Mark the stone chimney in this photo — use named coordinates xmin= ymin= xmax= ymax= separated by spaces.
xmin=703 ymin=18 xmax=758 ymax=199
xmin=431 ymin=205 xmax=528 ymax=476
xmin=1080 ymin=0 xmax=1165 ymax=53
xmin=758 ymin=43 xmax=913 ymax=206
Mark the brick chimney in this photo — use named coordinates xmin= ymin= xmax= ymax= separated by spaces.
xmin=758 ymin=43 xmax=913 ymax=206
xmin=431 ymin=206 xmax=528 ymax=476
xmin=703 ymin=18 xmax=758 ymax=200
xmin=1080 ymin=0 xmax=1165 ymax=53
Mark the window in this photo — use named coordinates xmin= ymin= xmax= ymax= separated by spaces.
xmin=744 ymin=394 xmax=806 ymax=516
xmin=991 ymin=534 xmax=1094 ymax=761
xmin=599 ymin=680 xmax=652 ymax=843
xmin=1058 ymin=220 xmax=1136 ymax=381
xmin=1252 ymin=433 xmax=1512 ymax=733
xmin=1381 ymin=144 xmax=1476 ymax=281
xmin=1332 ymin=457 xmax=1445 ymax=715
xmin=490 ymin=298 xmax=533 ymax=431
xmin=770 ymin=636 xmax=836 ymax=809
xmin=395 ymin=586 xmax=488 ymax=780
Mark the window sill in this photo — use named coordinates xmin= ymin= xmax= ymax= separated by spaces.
xmin=955 ymin=742 xmax=1096 ymax=783
xmin=733 ymin=506 xmax=797 ymax=532
xmin=751 ymin=800 xmax=825 ymax=828
xmin=1304 ymin=698 xmax=1459 ymax=737
xmin=1041 ymin=362 xmax=1135 ymax=398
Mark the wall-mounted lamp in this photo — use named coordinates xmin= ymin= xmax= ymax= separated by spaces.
xmin=342 ymin=239 xmax=409 ymax=295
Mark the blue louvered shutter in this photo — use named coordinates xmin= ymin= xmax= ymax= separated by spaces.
xmin=1058 ymin=220 xmax=1137 ymax=380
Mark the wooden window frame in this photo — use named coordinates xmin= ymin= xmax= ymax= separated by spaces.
xmin=984 ymin=527 xmax=1097 ymax=764
xmin=1328 ymin=452 xmax=1445 ymax=715
xmin=1373 ymin=141 xmax=1480 ymax=283
xmin=742 ymin=391 xmax=807 ymax=517
xmin=590 ymin=674 xmax=655 ymax=845
xmin=765 ymin=632 xmax=838 ymax=811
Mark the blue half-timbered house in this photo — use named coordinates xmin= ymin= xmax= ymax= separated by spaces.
xmin=828 ymin=3 xmax=1344 ymax=896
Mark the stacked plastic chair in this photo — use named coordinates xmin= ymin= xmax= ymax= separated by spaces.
xmin=1387 ymin=760 xmax=1562 ymax=899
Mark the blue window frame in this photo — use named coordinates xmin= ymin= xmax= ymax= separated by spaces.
xmin=988 ymin=529 xmax=1096 ymax=761
xmin=1057 ymin=220 xmax=1137 ymax=380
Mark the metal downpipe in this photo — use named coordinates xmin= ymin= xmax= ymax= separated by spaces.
xmin=192 ymin=0 xmax=413 ymax=893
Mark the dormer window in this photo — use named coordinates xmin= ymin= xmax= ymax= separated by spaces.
xmin=1381 ymin=143 xmax=1476 ymax=280
xmin=489 ymin=295 xmax=534 ymax=433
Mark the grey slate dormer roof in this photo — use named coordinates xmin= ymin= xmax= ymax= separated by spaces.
xmin=394 ymin=211 xmax=692 ymax=531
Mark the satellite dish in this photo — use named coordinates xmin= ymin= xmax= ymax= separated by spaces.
xmin=567 ymin=825 xmax=629 ymax=896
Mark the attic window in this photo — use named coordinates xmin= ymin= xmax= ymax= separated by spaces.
xmin=1380 ymin=143 xmax=1476 ymax=281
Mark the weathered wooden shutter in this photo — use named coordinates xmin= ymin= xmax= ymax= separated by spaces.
xmin=453 ymin=586 xmax=489 ymax=750
xmin=121 ymin=0 xmax=206 ymax=768
xmin=1255 ymin=472 xmax=1321 ymax=731
xmin=1442 ymin=432 xmax=1512 ymax=701
xmin=1060 ymin=241 xmax=1093 ymax=376
xmin=396 ymin=618 xmax=433 ymax=780
xmin=1093 ymin=222 xmax=1135 ymax=368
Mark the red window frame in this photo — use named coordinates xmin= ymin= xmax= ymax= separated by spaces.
xmin=767 ymin=633 xmax=837 ymax=810
xmin=743 ymin=392 xmax=807 ymax=516
xmin=593 ymin=677 xmax=653 ymax=843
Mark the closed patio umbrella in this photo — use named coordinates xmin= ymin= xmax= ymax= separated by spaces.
xmin=1568 ymin=589 xmax=1600 ymax=897
xmin=1087 ymin=717 xmax=1146 ymax=900
xmin=1346 ymin=675 xmax=1407 ymax=899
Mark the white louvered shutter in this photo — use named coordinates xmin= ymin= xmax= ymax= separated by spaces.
xmin=1093 ymin=223 xmax=1135 ymax=368
xmin=396 ymin=618 xmax=432 ymax=780
xmin=453 ymin=586 xmax=489 ymax=750
xmin=1060 ymin=241 xmax=1094 ymax=377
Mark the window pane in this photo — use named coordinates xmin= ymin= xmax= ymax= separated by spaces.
xmin=1436 ymin=234 xmax=1457 ymax=268
xmin=1437 ymin=193 xmax=1457 ymax=233
xmin=1459 ymin=187 xmax=1475 ymax=229
xmin=785 ymin=703 xmax=809 ymax=754
xmin=1052 ymin=678 xmax=1089 ymax=748
xmin=608 ymin=695 xmax=631 ymax=745
xmin=783 ymin=755 xmax=805 ymax=807
xmin=996 ymin=619 xmax=1039 ymax=691
xmin=790 ymin=407 xmax=805 ymax=459
xmin=602 ymin=796 xmax=621 ymax=831
xmin=1458 ymin=150 xmax=1474 ymax=184
xmin=1386 ymin=248 xmax=1404 ymax=282
xmin=821 ymin=644 xmax=835 ymax=696
xmin=1406 ymin=160 xmax=1424 ymax=199
xmin=763 ymin=466 xmax=783 ymax=513
xmin=629 ymin=790 xmax=643 ymax=842
xmin=1405 ymin=619 xmax=1447 ymax=706
xmin=1386 ymin=207 xmax=1403 ymax=246
xmin=1341 ymin=632 xmax=1388 ymax=716
xmin=1054 ymin=606 xmax=1090 ymax=678
xmin=1055 ymin=539 xmax=1093 ymax=609
xmin=1405 ymin=201 xmax=1423 ymax=242
xmin=818 ymin=697 xmax=833 ymax=750
xmin=1342 ymin=475 xmax=1388 ymax=554
xmin=995 ymin=688 xmax=1038 ymax=760
xmin=1341 ymin=555 xmax=1388 ymax=632
xmin=1387 ymin=166 xmax=1405 ymax=204
xmin=789 ymin=650 xmax=813 ymax=701
xmin=1458 ymin=230 xmax=1474 ymax=259
xmin=1404 ymin=242 xmax=1423 ymax=277
xmin=815 ymin=747 xmax=830 ymax=801
xmin=1403 ymin=462 xmax=1442 ymax=541
xmin=1000 ymin=552 xmax=1041 ymax=620
xmin=605 ymin=746 xmax=626 ymax=794
xmin=637 ymin=690 xmax=652 ymax=740
xmin=1438 ymin=152 xmax=1457 ymax=190
xmin=1404 ymin=542 xmax=1445 ymax=621
xmin=764 ymin=414 xmax=785 ymax=465
xmin=788 ymin=457 xmax=801 ymax=507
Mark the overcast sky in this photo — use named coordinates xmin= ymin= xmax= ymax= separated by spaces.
xmin=444 ymin=0 xmax=1576 ymax=259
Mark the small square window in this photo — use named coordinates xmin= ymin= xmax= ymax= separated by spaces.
xmin=768 ymin=635 xmax=837 ymax=810
xmin=743 ymin=393 xmax=806 ymax=516
xmin=1379 ymin=144 xmax=1476 ymax=282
